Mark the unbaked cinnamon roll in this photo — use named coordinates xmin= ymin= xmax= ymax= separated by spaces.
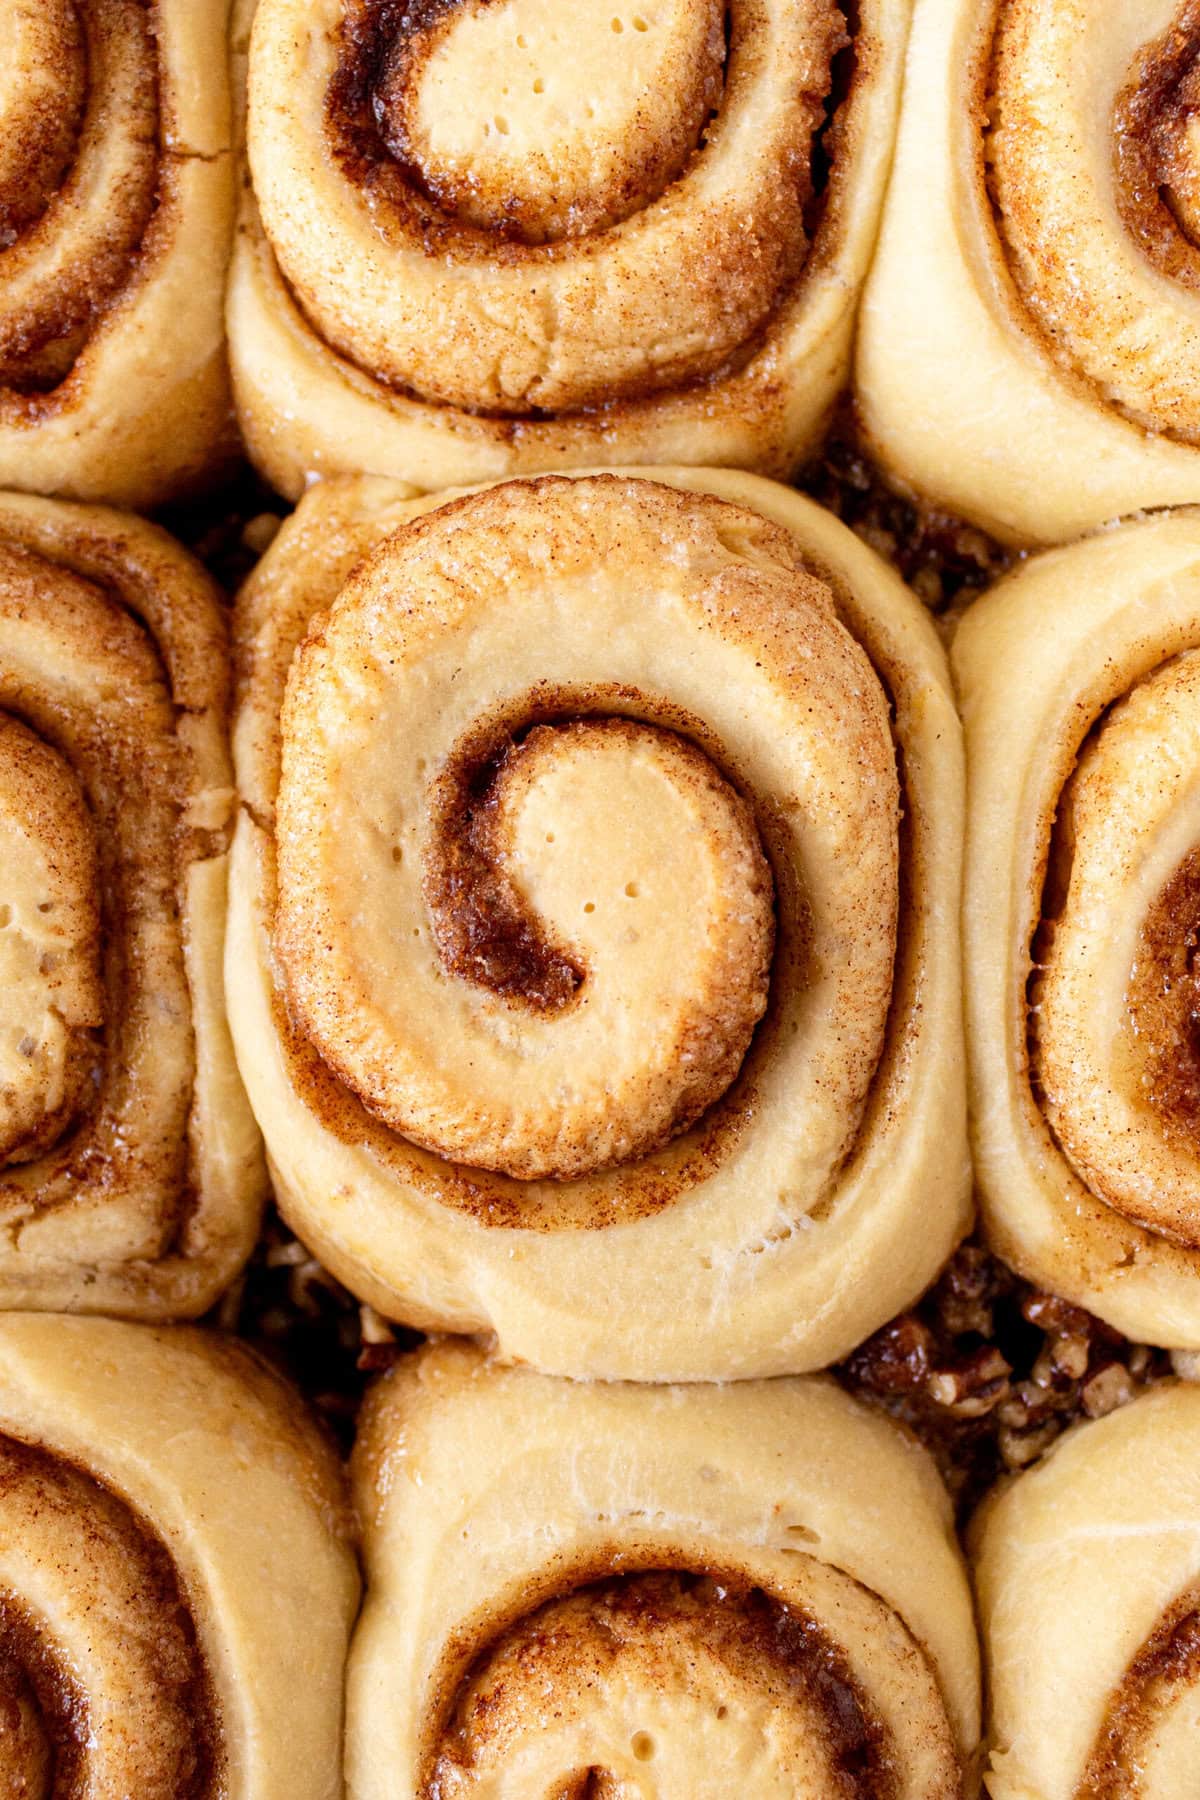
xmin=0 ymin=492 xmax=265 ymax=1316
xmin=955 ymin=511 xmax=1200 ymax=1349
xmin=228 ymin=468 xmax=968 ymax=1380
xmin=974 ymin=1381 xmax=1200 ymax=1799
xmin=0 ymin=1312 xmax=358 ymax=1798
xmin=0 ymin=1 xmax=236 ymax=508
xmin=349 ymin=1340 xmax=979 ymax=1797
xmin=228 ymin=0 xmax=911 ymax=499
xmin=857 ymin=0 xmax=1200 ymax=546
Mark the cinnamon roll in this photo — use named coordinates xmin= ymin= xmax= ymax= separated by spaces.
xmin=0 ymin=493 xmax=265 ymax=1316
xmin=348 ymin=1340 xmax=979 ymax=1797
xmin=228 ymin=469 xmax=968 ymax=1380
xmin=954 ymin=511 xmax=1200 ymax=1349
xmin=228 ymin=0 xmax=911 ymax=499
xmin=857 ymin=0 xmax=1200 ymax=546
xmin=0 ymin=1 xmax=236 ymax=508
xmin=0 ymin=1312 xmax=358 ymax=1798
xmin=974 ymin=1381 xmax=1200 ymax=1799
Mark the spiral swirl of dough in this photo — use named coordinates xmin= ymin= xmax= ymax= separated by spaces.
xmin=975 ymin=1382 xmax=1200 ymax=1800
xmin=348 ymin=1341 xmax=979 ymax=1798
xmin=858 ymin=0 xmax=1200 ymax=545
xmin=0 ymin=0 xmax=235 ymax=506
xmin=955 ymin=510 xmax=1200 ymax=1348
xmin=229 ymin=0 xmax=912 ymax=497
xmin=0 ymin=492 xmax=264 ymax=1317
xmin=227 ymin=468 xmax=967 ymax=1381
xmin=0 ymin=1314 xmax=357 ymax=1799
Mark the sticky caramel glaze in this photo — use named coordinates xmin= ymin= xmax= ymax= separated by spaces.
xmin=278 ymin=679 xmax=789 ymax=1206
xmin=0 ymin=1 xmax=160 ymax=396
xmin=1114 ymin=3 xmax=1200 ymax=280
xmin=0 ymin=1437 xmax=222 ymax=1799
xmin=426 ymin=1571 xmax=896 ymax=1799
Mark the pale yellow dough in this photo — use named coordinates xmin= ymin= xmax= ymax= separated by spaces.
xmin=0 ymin=1313 xmax=358 ymax=1798
xmin=975 ymin=1382 xmax=1200 ymax=1799
xmin=0 ymin=0 xmax=236 ymax=507
xmin=228 ymin=0 xmax=912 ymax=498
xmin=228 ymin=468 xmax=969 ymax=1381
xmin=858 ymin=0 xmax=1200 ymax=546
xmin=348 ymin=1340 xmax=980 ymax=1797
xmin=954 ymin=510 xmax=1200 ymax=1346
xmin=0 ymin=493 xmax=266 ymax=1316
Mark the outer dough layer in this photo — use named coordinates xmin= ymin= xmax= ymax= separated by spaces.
xmin=954 ymin=510 xmax=1200 ymax=1346
xmin=857 ymin=0 xmax=1200 ymax=546
xmin=0 ymin=1 xmax=236 ymax=507
xmin=975 ymin=1382 xmax=1200 ymax=1800
xmin=0 ymin=1313 xmax=358 ymax=1799
xmin=228 ymin=468 xmax=969 ymax=1381
xmin=228 ymin=0 xmax=912 ymax=498
xmin=0 ymin=492 xmax=266 ymax=1317
xmin=348 ymin=1341 xmax=980 ymax=1796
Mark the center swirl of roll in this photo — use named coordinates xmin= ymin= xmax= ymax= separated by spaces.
xmin=370 ymin=0 xmax=726 ymax=244
xmin=426 ymin=1571 xmax=900 ymax=1799
xmin=283 ymin=701 xmax=773 ymax=1182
